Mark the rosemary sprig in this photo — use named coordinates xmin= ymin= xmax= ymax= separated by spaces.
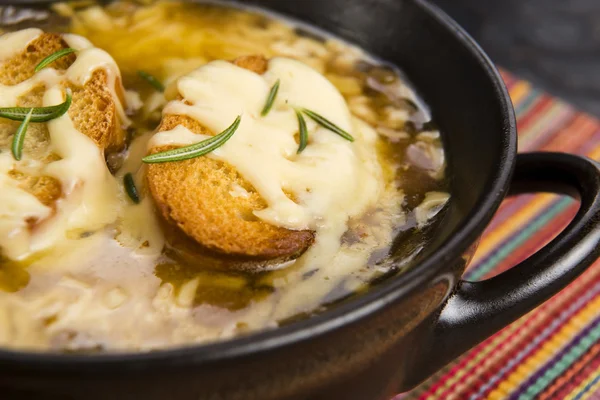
xmin=301 ymin=108 xmax=354 ymax=142
xmin=142 ymin=115 xmax=242 ymax=164
xmin=124 ymin=173 xmax=140 ymax=204
xmin=35 ymin=48 xmax=77 ymax=72
xmin=0 ymin=89 xmax=72 ymax=122
xmin=138 ymin=70 xmax=165 ymax=92
xmin=11 ymin=109 xmax=33 ymax=161
xmin=261 ymin=79 xmax=280 ymax=117
xmin=295 ymin=109 xmax=308 ymax=154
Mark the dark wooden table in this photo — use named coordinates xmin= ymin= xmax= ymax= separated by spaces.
xmin=431 ymin=0 xmax=600 ymax=118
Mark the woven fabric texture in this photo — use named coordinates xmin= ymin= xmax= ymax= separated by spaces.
xmin=396 ymin=71 xmax=600 ymax=400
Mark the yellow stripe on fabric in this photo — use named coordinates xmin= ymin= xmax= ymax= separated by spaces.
xmin=585 ymin=132 xmax=600 ymax=161
xmin=567 ymin=370 xmax=600 ymax=400
xmin=509 ymin=80 xmax=532 ymax=107
xmin=469 ymin=194 xmax=556 ymax=267
xmin=542 ymin=115 xmax=595 ymax=152
xmin=423 ymin=317 xmax=530 ymax=400
xmin=425 ymin=266 xmax=600 ymax=399
xmin=399 ymin=75 xmax=600 ymax=400
xmin=486 ymin=295 xmax=600 ymax=400
xmin=569 ymin=371 xmax=600 ymax=400
xmin=581 ymin=383 xmax=600 ymax=400
xmin=448 ymin=312 xmax=546 ymax=398
xmin=408 ymin=265 xmax=600 ymax=400
xmin=519 ymin=103 xmax=573 ymax=150
xmin=404 ymin=364 xmax=454 ymax=399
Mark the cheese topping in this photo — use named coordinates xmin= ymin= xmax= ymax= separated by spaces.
xmin=0 ymin=154 xmax=52 ymax=260
xmin=150 ymin=57 xmax=382 ymax=233
xmin=0 ymin=25 xmax=413 ymax=351
xmin=0 ymin=31 xmax=129 ymax=260
xmin=146 ymin=57 xmax=390 ymax=321
xmin=0 ymin=28 xmax=43 ymax=61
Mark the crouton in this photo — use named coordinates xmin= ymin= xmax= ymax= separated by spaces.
xmin=0 ymin=32 xmax=126 ymax=208
xmin=147 ymin=55 xmax=315 ymax=266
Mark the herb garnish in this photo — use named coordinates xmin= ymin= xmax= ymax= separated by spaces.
xmin=301 ymin=108 xmax=354 ymax=142
xmin=142 ymin=115 xmax=241 ymax=164
xmin=124 ymin=173 xmax=140 ymax=204
xmin=292 ymin=108 xmax=354 ymax=153
xmin=261 ymin=79 xmax=280 ymax=117
xmin=35 ymin=48 xmax=77 ymax=72
xmin=138 ymin=70 xmax=165 ymax=92
xmin=258 ymin=77 xmax=354 ymax=148
xmin=11 ymin=109 xmax=33 ymax=161
xmin=295 ymin=109 xmax=308 ymax=154
xmin=4 ymin=90 xmax=72 ymax=161
xmin=0 ymin=89 xmax=72 ymax=122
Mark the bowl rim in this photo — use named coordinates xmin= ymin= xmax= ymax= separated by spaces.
xmin=0 ymin=0 xmax=517 ymax=371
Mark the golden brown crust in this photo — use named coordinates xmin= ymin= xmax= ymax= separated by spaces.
xmin=0 ymin=33 xmax=76 ymax=86
xmin=0 ymin=32 xmax=125 ymax=208
xmin=232 ymin=54 xmax=268 ymax=74
xmin=68 ymin=69 xmax=125 ymax=152
xmin=147 ymin=55 xmax=315 ymax=263
xmin=7 ymin=170 xmax=62 ymax=208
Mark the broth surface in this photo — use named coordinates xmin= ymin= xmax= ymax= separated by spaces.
xmin=0 ymin=1 xmax=449 ymax=351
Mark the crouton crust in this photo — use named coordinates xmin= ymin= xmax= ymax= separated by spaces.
xmin=0 ymin=32 xmax=125 ymax=207
xmin=147 ymin=55 xmax=315 ymax=264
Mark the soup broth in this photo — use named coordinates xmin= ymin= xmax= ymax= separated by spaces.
xmin=0 ymin=1 xmax=449 ymax=351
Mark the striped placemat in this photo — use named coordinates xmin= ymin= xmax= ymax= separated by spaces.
xmin=396 ymin=71 xmax=600 ymax=400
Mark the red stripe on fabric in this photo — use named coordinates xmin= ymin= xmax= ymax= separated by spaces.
xmin=541 ymin=116 xmax=599 ymax=153
xmin=540 ymin=341 xmax=600 ymax=400
xmin=402 ymin=72 xmax=600 ymax=400
xmin=481 ymin=202 xmax=578 ymax=280
xmin=422 ymin=266 xmax=600 ymax=399
xmin=522 ymin=109 xmax=576 ymax=151
xmin=516 ymin=96 xmax=555 ymax=133
xmin=554 ymin=347 xmax=600 ymax=399
xmin=503 ymin=77 xmax=519 ymax=92
xmin=476 ymin=266 xmax=600 ymax=399
xmin=422 ymin=320 xmax=536 ymax=398
xmin=432 ymin=260 xmax=600 ymax=399
xmin=578 ymin=128 xmax=600 ymax=156
xmin=485 ymin=196 xmax=533 ymax=233
xmin=500 ymin=70 xmax=515 ymax=85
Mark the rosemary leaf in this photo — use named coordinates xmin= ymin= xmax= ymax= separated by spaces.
xmin=142 ymin=115 xmax=242 ymax=164
xmin=0 ymin=89 xmax=72 ymax=122
xmin=295 ymin=109 xmax=308 ymax=153
xmin=261 ymin=79 xmax=280 ymax=117
xmin=124 ymin=173 xmax=141 ymax=204
xmin=11 ymin=109 xmax=33 ymax=161
xmin=34 ymin=48 xmax=77 ymax=72
xmin=302 ymin=108 xmax=354 ymax=142
xmin=138 ymin=70 xmax=165 ymax=92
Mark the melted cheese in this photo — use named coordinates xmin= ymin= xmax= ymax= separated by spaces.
xmin=62 ymin=35 xmax=129 ymax=123
xmin=151 ymin=57 xmax=382 ymax=232
xmin=0 ymin=28 xmax=43 ymax=61
xmin=0 ymin=154 xmax=52 ymax=260
xmin=0 ymin=31 xmax=407 ymax=351
xmin=0 ymin=31 xmax=130 ymax=260
xmin=147 ymin=57 xmax=390 ymax=320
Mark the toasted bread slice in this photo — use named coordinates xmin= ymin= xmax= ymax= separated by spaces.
xmin=0 ymin=32 xmax=126 ymax=208
xmin=147 ymin=55 xmax=315 ymax=265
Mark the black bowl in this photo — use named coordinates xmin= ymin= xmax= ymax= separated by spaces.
xmin=1 ymin=1 xmax=600 ymax=399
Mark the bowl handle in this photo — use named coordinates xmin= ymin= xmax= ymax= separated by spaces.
xmin=406 ymin=152 xmax=600 ymax=386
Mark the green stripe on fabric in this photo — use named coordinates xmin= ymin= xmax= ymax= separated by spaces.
xmin=519 ymin=105 xmax=574 ymax=151
xmin=514 ymin=88 xmax=542 ymax=117
xmin=518 ymin=320 xmax=600 ymax=400
xmin=467 ymin=197 xmax=572 ymax=281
